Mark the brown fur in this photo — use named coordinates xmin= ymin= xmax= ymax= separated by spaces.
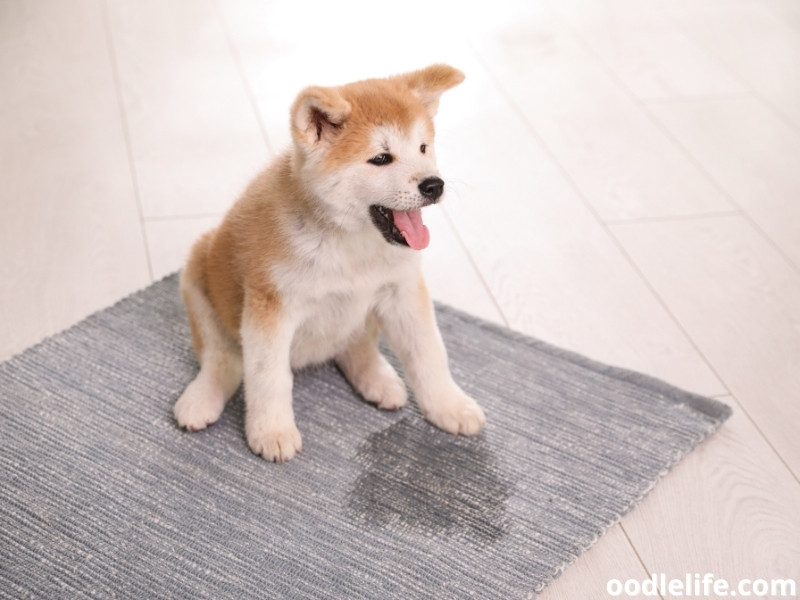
xmin=185 ymin=66 xmax=465 ymax=348
xmin=175 ymin=65 xmax=485 ymax=462
xmin=185 ymin=154 xmax=301 ymax=347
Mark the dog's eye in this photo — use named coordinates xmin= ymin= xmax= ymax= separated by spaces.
xmin=368 ymin=153 xmax=393 ymax=166
xmin=420 ymin=144 xmax=427 ymax=154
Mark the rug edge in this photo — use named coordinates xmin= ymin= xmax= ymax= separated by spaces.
xmin=433 ymin=301 xmax=733 ymax=426
xmin=0 ymin=273 xmax=181 ymax=370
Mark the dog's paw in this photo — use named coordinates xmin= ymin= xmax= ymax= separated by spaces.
xmin=174 ymin=379 xmax=226 ymax=432
xmin=246 ymin=417 xmax=303 ymax=463
xmin=358 ymin=364 xmax=408 ymax=411
xmin=423 ymin=387 xmax=486 ymax=436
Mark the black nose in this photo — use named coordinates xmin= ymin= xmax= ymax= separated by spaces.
xmin=418 ymin=177 xmax=444 ymax=202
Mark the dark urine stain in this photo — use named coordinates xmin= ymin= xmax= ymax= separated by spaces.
xmin=347 ymin=418 xmax=513 ymax=546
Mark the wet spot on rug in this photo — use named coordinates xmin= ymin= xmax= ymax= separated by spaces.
xmin=347 ymin=418 xmax=514 ymax=546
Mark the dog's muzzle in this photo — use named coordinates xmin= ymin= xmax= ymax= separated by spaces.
xmin=369 ymin=177 xmax=444 ymax=250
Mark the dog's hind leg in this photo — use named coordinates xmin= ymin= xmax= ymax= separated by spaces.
xmin=335 ymin=313 xmax=407 ymax=411
xmin=174 ymin=233 xmax=243 ymax=431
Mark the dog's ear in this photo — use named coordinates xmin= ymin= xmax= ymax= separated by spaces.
xmin=291 ymin=86 xmax=352 ymax=147
xmin=397 ymin=64 xmax=465 ymax=117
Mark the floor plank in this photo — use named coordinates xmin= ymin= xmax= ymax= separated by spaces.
xmin=612 ymin=215 xmax=800 ymax=477
xmin=537 ymin=524 xmax=650 ymax=600
xmin=471 ymin=14 xmax=734 ymax=222
xmin=0 ymin=0 xmax=150 ymax=361
xmin=143 ymin=215 xmax=223 ymax=281
xmin=554 ymin=0 xmax=746 ymax=101
xmin=646 ymin=95 xmax=800 ymax=271
xmin=104 ymin=0 xmax=269 ymax=218
xmin=667 ymin=0 xmax=800 ymax=131
xmin=621 ymin=394 xmax=800 ymax=598
xmin=420 ymin=207 xmax=504 ymax=324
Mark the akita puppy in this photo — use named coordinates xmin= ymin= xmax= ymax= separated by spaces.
xmin=174 ymin=64 xmax=486 ymax=462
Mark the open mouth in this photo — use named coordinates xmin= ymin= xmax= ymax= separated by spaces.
xmin=369 ymin=205 xmax=430 ymax=250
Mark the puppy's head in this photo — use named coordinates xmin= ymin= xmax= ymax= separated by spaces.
xmin=289 ymin=64 xmax=464 ymax=250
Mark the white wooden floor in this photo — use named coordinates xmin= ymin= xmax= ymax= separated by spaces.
xmin=2 ymin=1 xmax=799 ymax=597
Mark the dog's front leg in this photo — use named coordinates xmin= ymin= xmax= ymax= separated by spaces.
xmin=241 ymin=288 xmax=302 ymax=462
xmin=377 ymin=277 xmax=486 ymax=435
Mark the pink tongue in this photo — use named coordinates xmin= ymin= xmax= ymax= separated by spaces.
xmin=392 ymin=209 xmax=430 ymax=250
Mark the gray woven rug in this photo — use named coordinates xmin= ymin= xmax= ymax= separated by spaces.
xmin=0 ymin=274 xmax=730 ymax=599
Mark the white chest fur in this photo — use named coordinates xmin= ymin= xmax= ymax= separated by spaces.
xmin=271 ymin=228 xmax=420 ymax=369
